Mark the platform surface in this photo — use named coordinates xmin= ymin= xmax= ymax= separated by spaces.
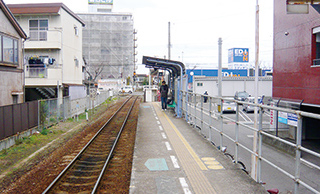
xmin=129 ymin=102 xmax=267 ymax=194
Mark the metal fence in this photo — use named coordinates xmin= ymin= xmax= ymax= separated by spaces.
xmin=0 ymin=101 xmax=38 ymax=140
xmin=180 ymin=91 xmax=320 ymax=194
xmin=38 ymin=91 xmax=111 ymax=129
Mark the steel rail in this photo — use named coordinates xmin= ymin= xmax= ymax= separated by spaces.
xmin=91 ymin=96 xmax=138 ymax=193
xmin=42 ymin=96 xmax=134 ymax=194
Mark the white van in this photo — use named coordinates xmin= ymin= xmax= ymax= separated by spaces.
xmin=119 ymin=86 xmax=133 ymax=93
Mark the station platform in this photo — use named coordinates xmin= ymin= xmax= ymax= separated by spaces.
xmin=129 ymin=102 xmax=268 ymax=194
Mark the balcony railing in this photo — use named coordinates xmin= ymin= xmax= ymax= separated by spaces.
xmin=25 ymin=65 xmax=62 ymax=86
xmin=25 ymin=65 xmax=47 ymax=78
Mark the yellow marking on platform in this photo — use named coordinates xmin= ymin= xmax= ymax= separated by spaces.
xmin=162 ymin=111 xmax=208 ymax=171
xmin=208 ymin=165 xmax=224 ymax=170
xmin=204 ymin=161 xmax=220 ymax=165
xmin=153 ymin=102 xmax=217 ymax=194
xmin=201 ymin=157 xmax=216 ymax=161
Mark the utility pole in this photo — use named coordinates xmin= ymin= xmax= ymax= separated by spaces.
xmin=168 ymin=22 xmax=171 ymax=60
xmin=251 ymin=0 xmax=260 ymax=182
xmin=133 ymin=29 xmax=138 ymax=88
xmin=218 ymin=38 xmax=222 ymax=98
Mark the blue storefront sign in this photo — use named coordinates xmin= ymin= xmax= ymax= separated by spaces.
xmin=228 ymin=48 xmax=249 ymax=63
xmin=186 ymin=69 xmax=248 ymax=83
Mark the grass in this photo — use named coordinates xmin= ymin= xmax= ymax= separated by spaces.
xmin=0 ymin=95 xmax=120 ymax=177
xmin=0 ymin=129 xmax=64 ymax=174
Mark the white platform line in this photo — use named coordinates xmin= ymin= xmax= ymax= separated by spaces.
xmin=161 ymin=132 xmax=167 ymax=139
xmin=179 ymin=177 xmax=192 ymax=194
xmin=165 ymin=142 xmax=172 ymax=150
xmin=159 ymin=126 xmax=163 ymax=131
xmin=170 ymin=155 xmax=180 ymax=168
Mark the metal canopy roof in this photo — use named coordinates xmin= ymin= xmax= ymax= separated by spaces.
xmin=142 ymin=56 xmax=185 ymax=77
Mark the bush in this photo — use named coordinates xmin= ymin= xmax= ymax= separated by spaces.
xmin=41 ymin=129 xmax=49 ymax=135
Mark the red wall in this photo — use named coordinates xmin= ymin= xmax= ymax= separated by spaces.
xmin=273 ymin=0 xmax=320 ymax=105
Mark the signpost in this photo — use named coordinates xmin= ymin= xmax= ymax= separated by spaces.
xmin=90 ymin=87 xmax=97 ymax=116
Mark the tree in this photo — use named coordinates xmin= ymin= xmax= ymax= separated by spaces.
xmin=83 ymin=56 xmax=105 ymax=82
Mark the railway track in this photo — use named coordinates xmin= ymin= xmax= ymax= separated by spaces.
xmin=43 ymin=96 xmax=139 ymax=193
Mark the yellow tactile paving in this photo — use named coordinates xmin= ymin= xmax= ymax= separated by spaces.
xmin=201 ymin=157 xmax=216 ymax=161
xmin=204 ymin=161 xmax=220 ymax=165
xmin=202 ymin=157 xmax=224 ymax=170
xmin=208 ymin=165 xmax=224 ymax=170
xmin=153 ymin=102 xmax=217 ymax=194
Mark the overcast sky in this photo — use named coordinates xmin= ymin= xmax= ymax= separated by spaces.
xmin=4 ymin=0 xmax=274 ymax=72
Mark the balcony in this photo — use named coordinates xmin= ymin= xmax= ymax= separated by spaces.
xmin=25 ymin=65 xmax=62 ymax=86
xmin=25 ymin=30 xmax=62 ymax=50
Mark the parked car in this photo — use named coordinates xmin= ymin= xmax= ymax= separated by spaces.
xmin=234 ymin=91 xmax=250 ymax=101
xmin=119 ymin=86 xmax=133 ymax=93
xmin=222 ymin=99 xmax=236 ymax=113
xmin=242 ymin=96 xmax=262 ymax=113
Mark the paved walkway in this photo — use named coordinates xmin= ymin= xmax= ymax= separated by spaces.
xmin=129 ymin=102 xmax=267 ymax=194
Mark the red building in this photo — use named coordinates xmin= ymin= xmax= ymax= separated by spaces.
xmin=274 ymin=1 xmax=320 ymax=140
xmin=273 ymin=1 xmax=320 ymax=107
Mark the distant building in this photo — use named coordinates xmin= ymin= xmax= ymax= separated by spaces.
xmin=135 ymin=74 xmax=148 ymax=87
xmin=88 ymin=0 xmax=113 ymax=13
xmin=0 ymin=0 xmax=27 ymax=106
xmin=8 ymin=3 xmax=86 ymax=101
xmin=78 ymin=1 xmax=134 ymax=84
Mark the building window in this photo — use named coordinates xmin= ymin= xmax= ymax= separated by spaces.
xmin=12 ymin=95 xmax=18 ymax=104
xmin=312 ymin=27 xmax=320 ymax=66
xmin=74 ymin=58 xmax=79 ymax=67
xmin=14 ymin=40 xmax=18 ymax=64
xmin=197 ymin=83 xmax=203 ymax=87
xmin=74 ymin=26 xmax=79 ymax=36
xmin=0 ymin=36 xmax=2 ymax=61
xmin=0 ymin=34 xmax=19 ymax=65
xmin=29 ymin=19 xmax=48 ymax=41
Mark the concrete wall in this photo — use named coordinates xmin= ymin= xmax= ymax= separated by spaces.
xmin=0 ymin=7 xmax=24 ymax=106
xmin=69 ymin=85 xmax=87 ymax=100
xmin=193 ymin=76 xmax=272 ymax=97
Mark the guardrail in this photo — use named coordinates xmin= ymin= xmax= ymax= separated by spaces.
xmin=180 ymin=91 xmax=320 ymax=194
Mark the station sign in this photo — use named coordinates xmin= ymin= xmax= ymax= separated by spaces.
xmin=88 ymin=0 xmax=113 ymax=5
xmin=228 ymin=48 xmax=249 ymax=63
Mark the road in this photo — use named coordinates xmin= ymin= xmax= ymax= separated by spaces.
xmin=184 ymin=101 xmax=320 ymax=194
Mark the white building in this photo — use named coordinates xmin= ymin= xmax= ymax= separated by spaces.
xmin=8 ymin=3 xmax=86 ymax=101
xmin=191 ymin=76 xmax=273 ymax=97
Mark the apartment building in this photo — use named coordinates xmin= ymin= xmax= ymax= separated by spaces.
xmin=8 ymin=3 xmax=86 ymax=101
xmin=0 ymin=0 xmax=27 ymax=106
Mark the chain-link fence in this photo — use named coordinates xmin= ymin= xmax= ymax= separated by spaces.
xmin=38 ymin=92 xmax=111 ymax=129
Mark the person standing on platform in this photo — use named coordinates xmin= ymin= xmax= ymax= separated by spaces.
xmin=204 ymin=90 xmax=208 ymax=103
xmin=160 ymin=81 xmax=169 ymax=111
